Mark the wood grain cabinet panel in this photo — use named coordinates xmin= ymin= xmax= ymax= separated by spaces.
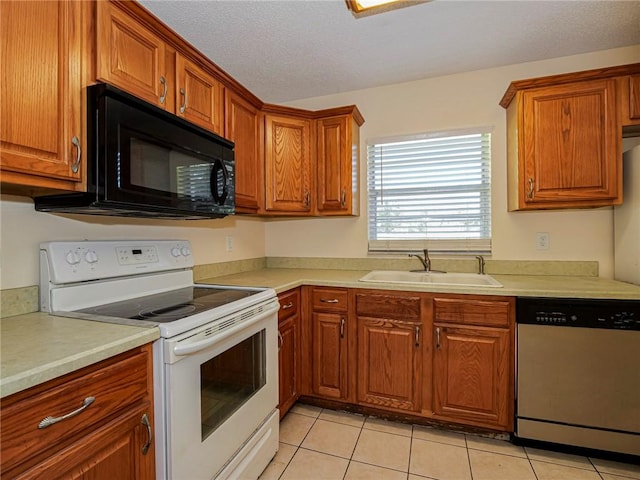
xmin=278 ymin=289 xmax=300 ymax=418
xmin=96 ymin=1 xmax=167 ymax=108
xmin=0 ymin=0 xmax=83 ymax=192
xmin=264 ymin=114 xmax=313 ymax=213
xmin=503 ymin=73 xmax=624 ymax=210
xmin=176 ymin=54 xmax=224 ymax=135
xmin=311 ymin=311 xmax=348 ymax=400
xmin=357 ymin=318 xmax=422 ymax=412
xmin=0 ymin=345 xmax=155 ymax=479
xmin=433 ymin=325 xmax=511 ymax=429
xmin=225 ymin=90 xmax=263 ymax=213
xmin=619 ymin=74 xmax=640 ymax=127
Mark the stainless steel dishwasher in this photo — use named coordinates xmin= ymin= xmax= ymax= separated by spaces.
xmin=515 ymin=297 xmax=640 ymax=457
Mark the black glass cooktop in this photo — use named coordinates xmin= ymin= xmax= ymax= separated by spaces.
xmin=76 ymin=286 xmax=259 ymax=323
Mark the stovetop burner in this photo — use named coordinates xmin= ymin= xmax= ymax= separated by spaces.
xmin=77 ymin=286 xmax=260 ymax=323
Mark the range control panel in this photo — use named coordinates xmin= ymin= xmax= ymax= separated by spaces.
xmin=41 ymin=240 xmax=194 ymax=285
xmin=517 ymin=297 xmax=640 ymax=331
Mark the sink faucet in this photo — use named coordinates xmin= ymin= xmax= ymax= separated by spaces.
xmin=409 ymin=249 xmax=431 ymax=272
xmin=475 ymin=255 xmax=485 ymax=275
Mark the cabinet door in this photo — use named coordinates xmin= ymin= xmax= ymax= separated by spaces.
xmin=520 ymin=79 xmax=620 ymax=208
xmin=357 ymin=318 xmax=422 ymax=412
xmin=264 ymin=115 xmax=312 ymax=213
xmin=317 ymin=115 xmax=352 ymax=215
xmin=225 ymin=91 xmax=263 ymax=213
xmin=15 ymin=406 xmax=155 ymax=480
xmin=433 ymin=325 xmax=511 ymax=430
xmin=176 ymin=54 xmax=224 ymax=135
xmin=96 ymin=1 xmax=167 ymax=108
xmin=0 ymin=0 xmax=83 ymax=191
xmin=278 ymin=316 xmax=298 ymax=418
xmin=312 ymin=311 xmax=348 ymax=399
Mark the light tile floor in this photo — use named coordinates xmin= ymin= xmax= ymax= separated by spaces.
xmin=259 ymin=403 xmax=640 ymax=480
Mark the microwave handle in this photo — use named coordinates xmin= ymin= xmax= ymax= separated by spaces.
xmin=210 ymin=159 xmax=228 ymax=205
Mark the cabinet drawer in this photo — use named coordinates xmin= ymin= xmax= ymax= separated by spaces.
xmin=433 ymin=297 xmax=512 ymax=327
xmin=311 ymin=288 xmax=348 ymax=312
xmin=1 ymin=350 xmax=150 ymax=474
xmin=355 ymin=293 xmax=421 ymax=322
xmin=278 ymin=289 xmax=300 ymax=322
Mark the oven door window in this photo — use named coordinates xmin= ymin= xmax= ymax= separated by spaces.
xmin=200 ymin=329 xmax=266 ymax=441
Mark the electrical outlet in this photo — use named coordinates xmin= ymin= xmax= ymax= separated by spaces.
xmin=225 ymin=236 xmax=234 ymax=252
xmin=536 ymin=232 xmax=550 ymax=250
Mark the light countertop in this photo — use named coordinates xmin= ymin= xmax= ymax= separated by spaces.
xmin=199 ymin=268 xmax=640 ymax=300
xmin=0 ymin=313 xmax=159 ymax=398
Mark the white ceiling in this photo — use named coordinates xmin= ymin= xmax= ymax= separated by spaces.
xmin=140 ymin=0 xmax=640 ymax=104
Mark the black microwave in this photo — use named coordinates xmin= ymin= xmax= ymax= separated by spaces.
xmin=35 ymin=83 xmax=235 ymax=219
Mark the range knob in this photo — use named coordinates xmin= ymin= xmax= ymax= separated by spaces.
xmin=65 ymin=251 xmax=81 ymax=265
xmin=84 ymin=250 xmax=99 ymax=264
xmin=180 ymin=247 xmax=191 ymax=257
xmin=171 ymin=247 xmax=182 ymax=257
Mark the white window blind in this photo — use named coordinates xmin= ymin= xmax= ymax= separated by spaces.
xmin=367 ymin=128 xmax=492 ymax=254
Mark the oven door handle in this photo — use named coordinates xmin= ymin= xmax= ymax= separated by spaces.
xmin=172 ymin=303 xmax=280 ymax=357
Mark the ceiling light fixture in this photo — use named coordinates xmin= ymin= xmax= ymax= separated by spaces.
xmin=345 ymin=0 xmax=430 ymax=18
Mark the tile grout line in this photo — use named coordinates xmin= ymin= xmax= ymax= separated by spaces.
xmin=277 ymin=408 xmax=322 ymax=480
xmin=465 ymin=433 xmax=475 ymax=480
xmin=524 ymin=447 xmax=541 ymax=480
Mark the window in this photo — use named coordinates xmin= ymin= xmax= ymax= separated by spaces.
xmin=367 ymin=128 xmax=491 ymax=254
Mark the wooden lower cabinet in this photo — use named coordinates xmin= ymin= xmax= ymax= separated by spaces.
xmin=0 ymin=344 xmax=155 ymax=479
xmin=311 ymin=311 xmax=349 ymax=400
xmin=278 ymin=289 xmax=300 ymax=418
xmin=357 ymin=318 xmax=422 ymax=412
xmin=432 ymin=325 xmax=511 ymax=430
xmin=303 ymin=288 xmax=514 ymax=433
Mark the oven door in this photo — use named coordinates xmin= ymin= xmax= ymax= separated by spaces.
xmin=161 ymin=302 xmax=279 ymax=480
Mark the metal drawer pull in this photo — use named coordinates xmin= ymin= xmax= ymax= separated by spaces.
xmin=70 ymin=136 xmax=81 ymax=174
xmin=436 ymin=327 xmax=441 ymax=349
xmin=340 ymin=318 xmax=345 ymax=338
xmin=341 ymin=189 xmax=346 ymax=207
xmin=415 ymin=325 xmax=420 ymax=347
xmin=304 ymin=190 xmax=311 ymax=209
xmin=282 ymin=302 xmax=294 ymax=310
xmin=38 ymin=396 xmax=95 ymax=429
xmin=141 ymin=413 xmax=153 ymax=455
xmin=278 ymin=331 xmax=284 ymax=350
xmin=179 ymin=88 xmax=187 ymax=114
xmin=159 ymin=76 xmax=168 ymax=104
xmin=320 ymin=298 xmax=339 ymax=303
xmin=527 ymin=177 xmax=535 ymax=199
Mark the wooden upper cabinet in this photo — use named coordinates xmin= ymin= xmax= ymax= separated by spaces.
xmin=225 ymin=91 xmax=263 ymax=213
xmin=316 ymin=113 xmax=361 ymax=215
xmin=264 ymin=113 xmax=313 ymax=213
xmin=176 ymin=54 xmax=224 ymax=135
xmin=619 ymin=74 xmax=640 ymax=127
xmin=96 ymin=1 xmax=167 ymax=109
xmin=0 ymin=0 xmax=83 ymax=193
xmin=508 ymin=78 xmax=620 ymax=210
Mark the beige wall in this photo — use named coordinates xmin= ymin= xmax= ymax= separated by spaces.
xmin=1 ymin=46 xmax=638 ymax=289
xmin=0 ymin=195 xmax=266 ymax=289
xmin=266 ymin=45 xmax=640 ymax=279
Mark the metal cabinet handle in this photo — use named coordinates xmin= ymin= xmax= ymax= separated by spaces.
xmin=282 ymin=302 xmax=294 ymax=310
xmin=278 ymin=331 xmax=284 ymax=350
xmin=70 ymin=136 xmax=81 ymax=174
xmin=38 ymin=396 xmax=95 ymax=429
xmin=340 ymin=318 xmax=345 ymax=338
xmin=435 ymin=327 xmax=441 ymax=349
xmin=415 ymin=325 xmax=420 ymax=347
xmin=527 ymin=177 xmax=535 ymax=200
xmin=320 ymin=298 xmax=339 ymax=304
xmin=141 ymin=413 xmax=153 ymax=455
xmin=179 ymin=87 xmax=186 ymax=114
xmin=340 ymin=189 xmax=346 ymax=208
xmin=304 ymin=190 xmax=311 ymax=209
xmin=159 ymin=76 xmax=168 ymax=104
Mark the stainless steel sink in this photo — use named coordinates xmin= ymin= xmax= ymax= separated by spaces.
xmin=359 ymin=270 xmax=503 ymax=288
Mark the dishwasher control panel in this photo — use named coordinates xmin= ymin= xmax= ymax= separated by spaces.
xmin=516 ymin=297 xmax=640 ymax=330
